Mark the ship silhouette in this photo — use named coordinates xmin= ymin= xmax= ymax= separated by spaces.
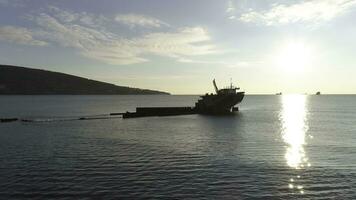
xmin=195 ymin=79 xmax=245 ymax=114
xmin=121 ymin=79 xmax=245 ymax=118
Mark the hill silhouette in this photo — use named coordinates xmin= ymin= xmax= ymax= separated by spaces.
xmin=0 ymin=65 xmax=169 ymax=95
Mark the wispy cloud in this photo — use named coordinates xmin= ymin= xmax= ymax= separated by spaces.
xmin=138 ymin=27 xmax=215 ymax=56
xmin=226 ymin=0 xmax=236 ymax=20
xmin=239 ymin=0 xmax=356 ymax=25
xmin=115 ymin=14 xmax=169 ymax=28
xmin=0 ymin=0 xmax=25 ymax=7
xmin=46 ymin=6 xmax=109 ymax=28
xmin=177 ymin=57 xmax=260 ymax=68
xmin=226 ymin=0 xmax=236 ymax=13
xmin=4 ymin=7 xmax=216 ymax=65
xmin=0 ymin=26 xmax=47 ymax=46
xmin=84 ymin=27 xmax=215 ymax=65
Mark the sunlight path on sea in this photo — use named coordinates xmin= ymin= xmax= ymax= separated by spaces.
xmin=280 ymin=94 xmax=311 ymax=195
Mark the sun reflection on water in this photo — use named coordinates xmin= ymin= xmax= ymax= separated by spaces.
xmin=280 ymin=94 xmax=310 ymax=194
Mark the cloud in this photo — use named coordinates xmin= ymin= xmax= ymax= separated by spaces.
xmin=136 ymin=27 xmax=215 ymax=57
xmin=226 ymin=0 xmax=236 ymax=19
xmin=115 ymin=14 xmax=169 ymax=28
xmin=33 ymin=13 xmax=114 ymax=49
xmin=239 ymin=0 xmax=356 ymax=25
xmin=0 ymin=26 xmax=47 ymax=46
xmin=0 ymin=0 xmax=25 ymax=7
xmin=81 ymin=27 xmax=216 ymax=65
xmin=17 ymin=7 xmax=216 ymax=65
xmin=0 ymin=0 xmax=8 ymax=5
xmin=47 ymin=6 xmax=109 ymax=28
xmin=177 ymin=57 xmax=259 ymax=68
xmin=226 ymin=0 xmax=236 ymax=13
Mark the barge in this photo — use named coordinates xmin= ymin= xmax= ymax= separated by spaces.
xmin=122 ymin=79 xmax=244 ymax=118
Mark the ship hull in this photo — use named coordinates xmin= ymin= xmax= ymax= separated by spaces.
xmin=195 ymin=92 xmax=244 ymax=114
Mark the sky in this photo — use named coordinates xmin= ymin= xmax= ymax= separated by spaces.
xmin=0 ymin=0 xmax=356 ymax=94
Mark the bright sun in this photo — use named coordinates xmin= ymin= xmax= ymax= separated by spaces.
xmin=275 ymin=42 xmax=313 ymax=72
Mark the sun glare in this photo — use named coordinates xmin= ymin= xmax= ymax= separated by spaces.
xmin=275 ymin=42 xmax=313 ymax=72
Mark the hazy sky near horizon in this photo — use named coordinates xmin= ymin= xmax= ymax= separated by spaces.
xmin=0 ymin=0 xmax=356 ymax=94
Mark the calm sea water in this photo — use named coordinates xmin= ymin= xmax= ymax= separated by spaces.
xmin=0 ymin=95 xmax=355 ymax=199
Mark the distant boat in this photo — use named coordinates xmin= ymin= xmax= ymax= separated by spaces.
xmin=316 ymin=91 xmax=321 ymax=95
xmin=195 ymin=79 xmax=245 ymax=114
xmin=276 ymin=92 xmax=282 ymax=95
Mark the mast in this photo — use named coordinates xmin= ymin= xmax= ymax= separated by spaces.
xmin=213 ymin=79 xmax=219 ymax=94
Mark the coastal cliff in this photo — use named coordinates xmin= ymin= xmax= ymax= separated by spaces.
xmin=0 ymin=65 xmax=169 ymax=95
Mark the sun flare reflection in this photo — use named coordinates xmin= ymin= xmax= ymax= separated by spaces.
xmin=280 ymin=94 xmax=310 ymax=194
xmin=280 ymin=94 xmax=309 ymax=169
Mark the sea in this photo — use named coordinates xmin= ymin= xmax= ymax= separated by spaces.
xmin=0 ymin=95 xmax=355 ymax=199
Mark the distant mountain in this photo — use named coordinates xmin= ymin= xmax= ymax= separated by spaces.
xmin=0 ymin=65 xmax=169 ymax=95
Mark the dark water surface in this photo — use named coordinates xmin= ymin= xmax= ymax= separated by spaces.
xmin=0 ymin=95 xmax=355 ymax=199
